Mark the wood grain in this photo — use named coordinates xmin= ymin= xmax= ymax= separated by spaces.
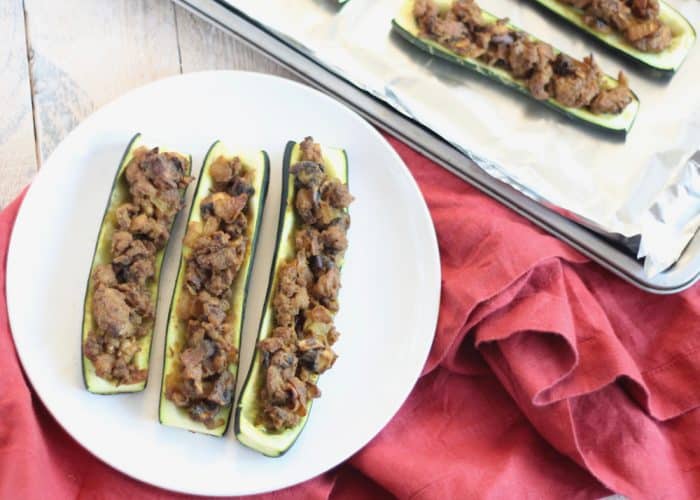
xmin=0 ymin=0 xmax=38 ymax=208
xmin=174 ymin=4 xmax=299 ymax=79
xmin=23 ymin=0 xmax=182 ymax=162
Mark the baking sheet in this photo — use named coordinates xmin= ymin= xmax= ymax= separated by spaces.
xmin=224 ymin=0 xmax=699 ymax=276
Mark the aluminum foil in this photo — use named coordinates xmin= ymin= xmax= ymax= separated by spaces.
xmin=226 ymin=0 xmax=700 ymax=276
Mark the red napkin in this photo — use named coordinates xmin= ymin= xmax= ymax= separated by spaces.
xmin=3 ymin=136 xmax=700 ymax=499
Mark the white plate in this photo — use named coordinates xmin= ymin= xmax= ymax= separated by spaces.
xmin=6 ymin=71 xmax=440 ymax=496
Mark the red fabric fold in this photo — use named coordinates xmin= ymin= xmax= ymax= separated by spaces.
xmin=2 ymin=136 xmax=700 ymax=499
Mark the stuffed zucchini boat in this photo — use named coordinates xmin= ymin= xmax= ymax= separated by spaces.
xmin=82 ymin=134 xmax=193 ymax=394
xmin=235 ymin=137 xmax=353 ymax=457
xmin=159 ymin=141 xmax=269 ymax=436
xmin=530 ymin=0 xmax=695 ymax=73
xmin=393 ymin=0 xmax=640 ymax=134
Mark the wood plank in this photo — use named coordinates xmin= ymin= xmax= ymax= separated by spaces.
xmin=0 ymin=0 xmax=38 ymax=208
xmin=174 ymin=4 xmax=299 ymax=79
xmin=23 ymin=0 xmax=182 ymax=162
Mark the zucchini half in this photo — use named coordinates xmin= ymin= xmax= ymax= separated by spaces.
xmin=81 ymin=134 xmax=192 ymax=394
xmin=392 ymin=0 xmax=640 ymax=134
xmin=531 ymin=0 xmax=695 ymax=73
xmin=234 ymin=140 xmax=349 ymax=457
xmin=158 ymin=141 xmax=270 ymax=436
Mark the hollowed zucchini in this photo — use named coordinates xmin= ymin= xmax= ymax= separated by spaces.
xmin=392 ymin=0 xmax=640 ymax=134
xmin=234 ymin=140 xmax=349 ymax=457
xmin=158 ymin=141 xmax=270 ymax=436
xmin=531 ymin=0 xmax=695 ymax=73
xmin=81 ymin=134 xmax=192 ymax=394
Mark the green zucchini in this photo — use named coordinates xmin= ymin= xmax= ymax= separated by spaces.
xmin=234 ymin=140 xmax=349 ymax=457
xmin=531 ymin=0 xmax=695 ymax=73
xmin=392 ymin=0 xmax=640 ymax=134
xmin=159 ymin=141 xmax=270 ymax=436
xmin=81 ymin=134 xmax=192 ymax=394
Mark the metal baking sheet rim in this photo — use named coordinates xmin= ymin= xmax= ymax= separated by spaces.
xmin=175 ymin=0 xmax=700 ymax=294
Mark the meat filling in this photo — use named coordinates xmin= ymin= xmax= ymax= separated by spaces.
xmin=84 ymin=147 xmax=193 ymax=385
xmin=165 ymin=155 xmax=254 ymax=429
xmin=259 ymin=137 xmax=353 ymax=432
xmin=562 ymin=0 xmax=672 ymax=52
xmin=414 ymin=0 xmax=634 ymax=115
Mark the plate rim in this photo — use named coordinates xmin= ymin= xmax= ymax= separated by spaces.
xmin=6 ymin=70 xmax=441 ymax=496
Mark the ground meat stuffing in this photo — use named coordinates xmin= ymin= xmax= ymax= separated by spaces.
xmin=84 ymin=147 xmax=192 ymax=385
xmin=165 ymin=155 xmax=254 ymax=428
xmin=258 ymin=137 xmax=353 ymax=432
xmin=414 ymin=0 xmax=634 ymax=115
xmin=562 ymin=0 xmax=672 ymax=52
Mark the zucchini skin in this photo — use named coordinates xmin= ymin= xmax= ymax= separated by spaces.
xmin=234 ymin=142 xmax=295 ymax=456
xmin=530 ymin=0 xmax=696 ymax=74
xmin=234 ymin=141 xmax=349 ymax=457
xmin=81 ymin=134 xmax=192 ymax=394
xmin=392 ymin=0 xmax=640 ymax=135
xmin=158 ymin=141 xmax=270 ymax=436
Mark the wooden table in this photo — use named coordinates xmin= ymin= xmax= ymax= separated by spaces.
xmin=0 ymin=0 xmax=297 ymax=208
